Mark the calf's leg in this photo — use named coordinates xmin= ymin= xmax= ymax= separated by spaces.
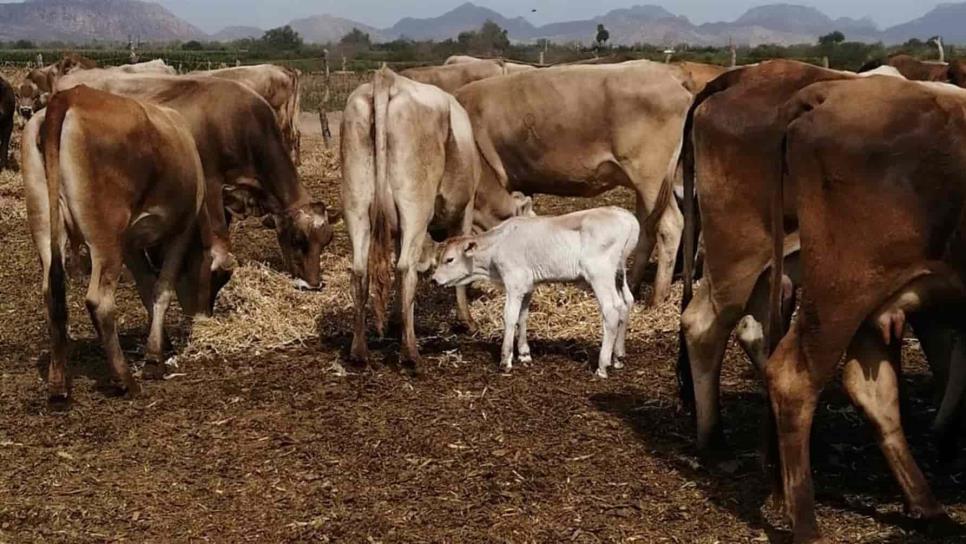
xmin=588 ymin=273 xmax=625 ymax=378
xmin=842 ymin=328 xmax=948 ymax=523
xmin=614 ymin=270 xmax=635 ymax=369
xmin=516 ymin=291 xmax=533 ymax=364
xmin=500 ymin=288 xmax=525 ymax=372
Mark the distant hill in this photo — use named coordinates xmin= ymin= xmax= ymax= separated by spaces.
xmin=210 ymin=25 xmax=262 ymax=42
xmin=883 ymin=3 xmax=966 ymax=44
xmin=289 ymin=14 xmax=384 ymax=44
xmin=0 ymin=0 xmax=204 ymax=42
xmin=386 ymin=2 xmax=536 ymax=41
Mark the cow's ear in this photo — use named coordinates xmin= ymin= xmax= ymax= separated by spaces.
xmin=463 ymin=240 xmax=477 ymax=256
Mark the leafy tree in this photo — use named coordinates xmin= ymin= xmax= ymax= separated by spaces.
xmin=14 ymin=39 xmax=35 ymax=49
xmin=818 ymin=31 xmax=845 ymax=47
xmin=457 ymin=20 xmax=509 ymax=54
xmin=260 ymin=25 xmax=303 ymax=51
xmin=341 ymin=28 xmax=372 ymax=48
xmin=182 ymin=40 xmax=204 ymax=51
xmin=596 ymin=24 xmax=610 ymax=47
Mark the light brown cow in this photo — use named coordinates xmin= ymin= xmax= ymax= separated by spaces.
xmin=17 ymin=53 xmax=97 ymax=117
xmin=54 ymin=69 xmax=337 ymax=289
xmin=22 ymin=85 xmax=224 ymax=402
xmin=342 ymin=68 xmax=532 ymax=369
xmin=111 ymin=59 xmax=177 ymax=75
xmin=200 ymin=64 xmax=303 ymax=164
xmin=401 ymin=59 xmax=536 ymax=94
xmin=455 ymin=60 xmax=693 ymax=304
xmin=766 ymin=75 xmax=966 ymax=544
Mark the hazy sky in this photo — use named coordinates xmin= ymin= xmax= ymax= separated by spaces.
xmin=157 ymin=1 xmax=941 ymax=33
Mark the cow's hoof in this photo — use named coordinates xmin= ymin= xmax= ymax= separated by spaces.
xmin=48 ymin=391 xmax=70 ymax=411
xmin=452 ymin=320 xmax=477 ymax=335
xmin=123 ymin=380 xmax=142 ymax=399
xmin=517 ymin=353 xmax=532 ymax=364
xmin=595 ymin=368 xmax=609 ymax=379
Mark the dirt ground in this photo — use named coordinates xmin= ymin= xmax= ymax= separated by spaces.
xmin=1 ymin=113 xmax=966 ymax=544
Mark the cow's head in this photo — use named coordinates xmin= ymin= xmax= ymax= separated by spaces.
xmin=432 ymin=238 xmax=484 ymax=288
xmin=275 ymin=203 xmax=341 ymax=289
xmin=16 ymin=82 xmax=43 ymax=119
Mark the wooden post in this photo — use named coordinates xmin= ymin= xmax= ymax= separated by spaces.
xmin=320 ymin=49 xmax=333 ymax=148
xmin=539 ymin=50 xmax=544 ymax=65
xmin=342 ymin=55 xmax=347 ymax=73
xmin=822 ymin=56 xmax=829 ymax=68
xmin=729 ymin=38 xmax=737 ymax=68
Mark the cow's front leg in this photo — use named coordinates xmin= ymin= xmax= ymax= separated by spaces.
xmin=516 ymin=291 xmax=533 ymax=364
xmin=500 ymin=288 xmax=525 ymax=372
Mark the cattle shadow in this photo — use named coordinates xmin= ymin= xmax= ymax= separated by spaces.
xmin=591 ymin=371 xmax=966 ymax=543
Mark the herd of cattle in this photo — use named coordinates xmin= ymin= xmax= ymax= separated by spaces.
xmin=7 ymin=50 xmax=966 ymax=542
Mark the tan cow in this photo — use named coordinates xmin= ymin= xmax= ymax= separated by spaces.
xmin=17 ymin=53 xmax=97 ymax=117
xmin=200 ymin=64 xmax=302 ymax=164
xmin=401 ymin=59 xmax=536 ymax=94
xmin=111 ymin=59 xmax=177 ymax=75
xmin=342 ymin=68 xmax=533 ymax=369
xmin=54 ymin=69 xmax=337 ymax=289
xmin=22 ymin=85 xmax=224 ymax=401
xmin=455 ymin=60 xmax=693 ymax=304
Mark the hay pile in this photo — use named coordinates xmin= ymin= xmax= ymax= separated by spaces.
xmin=185 ymin=254 xmax=352 ymax=358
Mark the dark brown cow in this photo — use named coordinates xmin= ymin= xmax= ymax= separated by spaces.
xmin=54 ymin=69 xmax=338 ymax=289
xmin=22 ymin=86 xmax=225 ymax=401
xmin=0 ymin=75 xmax=14 ymax=169
xmin=679 ymin=60 xmax=864 ymax=449
xmin=766 ymin=75 xmax=966 ymax=544
xmin=455 ymin=60 xmax=693 ymax=305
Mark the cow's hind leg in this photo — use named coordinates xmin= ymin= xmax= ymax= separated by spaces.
xmin=765 ymin=324 xmax=826 ymax=543
xmin=397 ymin=213 xmax=433 ymax=372
xmin=346 ymin=202 xmax=372 ymax=364
xmin=681 ymin=281 xmax=739 ymax=449
xmin=86 ymin=249 xmax=139 ymax=397
xmin=843 ymin=327 xmax=952 ymax=529
xmin=142 ymin=229 xmax=194 ymax=380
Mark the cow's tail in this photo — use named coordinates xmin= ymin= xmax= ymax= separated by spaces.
xmin=370 ymin=66 xmax=395 ymax=336
xmin=676 ymin=68 xmax=744 ymax=411
xmin=41 ymin=91 xmax=70 ymax=330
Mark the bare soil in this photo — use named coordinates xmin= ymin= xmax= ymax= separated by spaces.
xmin=1 ymin=123 xmax=965 ymax=543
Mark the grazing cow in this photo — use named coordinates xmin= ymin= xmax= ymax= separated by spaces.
xmin=432 ymin=207 xmax=638 ymax=377
xmin=200 ymin=64 xmax=302 ymax=164
xmin=55 ymin=69 xmax=337 ymax=288
xmin=678 ymin=60 xmax=861 ymax=449
xmin=766 ymin=75 xmax=966 ymax=544
xmin=111 ymin=59 xmax=177 ymax=75
xmin=401 ymin=59 xmax=536 ymax=94
xmin=342 ymin=68 xmax=532 ymax=368
xmin=22 ymin=86 xmax=224 ymax=401
xmin=0 ymin=75 xmax=15 ymax=169
xmin=455 ymin=60 xmax=693 ymax=304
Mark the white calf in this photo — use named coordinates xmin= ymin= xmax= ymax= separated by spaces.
xmin=431 ymin=206 xmax=639 ymax=377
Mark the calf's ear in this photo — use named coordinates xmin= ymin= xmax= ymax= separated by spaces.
xmin=462 ymin=240 xmax=477 ymax=256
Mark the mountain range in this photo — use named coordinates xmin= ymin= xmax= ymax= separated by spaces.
xmin=0 ymin=1 xmax=965 ymax=47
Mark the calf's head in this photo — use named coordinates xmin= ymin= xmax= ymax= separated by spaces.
xmin=432 ymin=238 xmax=484 ymax=287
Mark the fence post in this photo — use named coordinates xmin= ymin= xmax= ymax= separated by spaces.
xmin=320 ymin=49 xmax=333 ymax=148
xmin=822 ymin=56 xmax=829 ymax=68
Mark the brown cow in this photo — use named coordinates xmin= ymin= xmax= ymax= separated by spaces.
xmin=879 ymin=54 xmax=949 ymax=82
xmin=401 ymin=59 xmax=536 ymax=94
xmin=54 ymin=69 xmax=338 ymax=288
xmin=342 ymin=68 xmax=533 ymax=368
xmin=678 ymin=60 xmax=860 ymax=449
xmin=0 ymin=75 xmax=15 ymax=169
xmin=766 ymin=75 xmax=966 ymax=543
xmin=200 ymin=64 xmax=303 ymax=164
xmin=17 ymin=53 xmax=97 ymax=117
xmin=455 ymin=60 xmax=693 ymax=304
xmin=22 ymin=86 xmax=225 ymax=401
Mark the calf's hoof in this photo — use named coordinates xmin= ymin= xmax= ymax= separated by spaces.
xmin=499 ymin=361 xmax=513 ymax=374
xmin=613 ymin=358 xmax=625 ymax=370
xmin=595 ymin=368 xmax=609 ymax=379
xmin=517 ymin=353 xmax=532 ymax=364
